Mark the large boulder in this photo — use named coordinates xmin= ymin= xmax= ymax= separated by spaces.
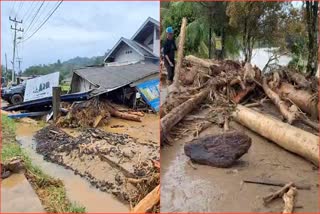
xmin=184 ymin=131 xmax=251 ymax=168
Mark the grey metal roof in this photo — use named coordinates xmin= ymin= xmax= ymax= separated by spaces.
xmin=73 ymin=62 xmax=159 ymax=95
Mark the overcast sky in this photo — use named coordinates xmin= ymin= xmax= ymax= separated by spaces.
xmin=1 ymin=1 xmax=159 ymax=71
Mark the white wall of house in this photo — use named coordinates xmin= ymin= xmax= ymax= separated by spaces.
xmin=114 ymin=45 xmax=144 ymax=63
xmin=71 ymin=74 xmax=95 ymax=93
xmin=153 ymin=26 xmax=160 ymax=57
xmin=140 ymin=26 xmax=159 ymax=57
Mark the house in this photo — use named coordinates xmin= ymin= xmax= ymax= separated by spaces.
xmin=70 ymin=17 xmax=160 ymax=111
xmin=104 ymin=17 xmax=160 ymax=65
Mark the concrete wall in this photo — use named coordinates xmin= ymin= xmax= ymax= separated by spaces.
xmin=140 ymin=26 xmax=160 ymax=57
xmin=153 ymin=27 xmax=160 ymax=57
xmin=71 ymin=74 xmax=95 ymax=93
xmin=114 ymin=45 xmax=144 ymax=63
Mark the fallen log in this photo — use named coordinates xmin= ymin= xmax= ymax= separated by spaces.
xmin=131 ymin=185 xmax=160 ymax=213
xmin=287 ymin=71 xmax=310 ymax=89
xmin=185 ymin=55 xmax=214 ymax=68
xmin=276 ymin=82 xmax=318 ymax=118
xmin=232 ymin=105 xmax=319 ymax=166
xmin=262 ymin=77 xmax=298 ymax=124
xmin=105 ymin=103 xmax=141 ymax=122
xmin=184 ymin=55 xmax=220 ymax=75
xmin=161 ymin=88 xmax=210 ymax=144
xmin=282 ymin=187 xmax=297 ymax=214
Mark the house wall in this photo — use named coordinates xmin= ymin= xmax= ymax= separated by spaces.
xmin=153 ymin=27 xmax=160 ymax=57
xmin=141 ymin=26 xmax=160 ymax=57
xmin=71 ymin=74 xmax=95 ymax=93
xmin=114 ymin=45 xmax=144 ymax=63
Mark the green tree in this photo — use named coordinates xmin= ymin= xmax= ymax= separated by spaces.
xmin=227 ymin=2 xmax=285 ymax=62
xmin=161 ymin=2 xmax=239 ymax=59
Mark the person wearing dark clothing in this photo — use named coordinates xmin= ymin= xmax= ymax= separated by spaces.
xmin=163 ymin=26 xmax=177 ymax=84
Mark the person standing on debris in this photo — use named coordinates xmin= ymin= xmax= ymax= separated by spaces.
xmin=163 ymin=26 xmax=177 ymax=85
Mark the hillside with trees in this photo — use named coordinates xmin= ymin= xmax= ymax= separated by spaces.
xmin=2 ymin=53 xmax=108 ymax=83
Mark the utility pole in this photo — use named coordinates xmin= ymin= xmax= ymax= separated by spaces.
xmin=5 ymin=53 xmax=8 ymax=75
xmin=16 ymin=57 xmax=22 ymax=74
xmin=9 ymin=16 xmax=23 ymax=83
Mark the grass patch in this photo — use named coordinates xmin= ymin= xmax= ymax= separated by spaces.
xmin=2 ymin=114 xmax=86 ymax=213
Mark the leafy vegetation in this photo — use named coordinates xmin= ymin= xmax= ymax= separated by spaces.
xmin=161 ymin=2 xmax=318 ymax=75
xmin=2 ymin=54 xmax=107 ymax=84
xmin=1 ymin=114 xmax=86 ymax=213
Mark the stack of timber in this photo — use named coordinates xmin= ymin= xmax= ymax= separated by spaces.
xmin=160 ymin=17 xmax=319 ymax=169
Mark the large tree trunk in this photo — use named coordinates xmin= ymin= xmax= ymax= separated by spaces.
xmin=262 ymin=78 xmax=298 ymax=124
xmin=172 ymin=17 xmax=187 ymax=88
xmin=276 ymin=82 xmax=318 ymax=118
xmin=131 ymin=185 xmax=160 ymax=213
xmin=105 ymin=103 xmax=141 ymax=122
xmin=232 ymin=105 xmax=319 ymax=166
xmin=185 ymin=55 xmax=216 ymax=69
xmin=161 ymin=88 xmax=210 ymax=143
xmin=287 ymin=72 xmax=310 ymax=89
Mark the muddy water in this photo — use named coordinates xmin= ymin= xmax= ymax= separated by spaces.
xmin=16 ymin=123 xmax=129 ymax=212
xmin=161 ymin=122 xmax=319 ymax=212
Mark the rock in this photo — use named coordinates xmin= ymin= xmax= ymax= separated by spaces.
xmin=2 ymin=170 xmax=11 ymax=179
xmin=122 ymin=148 xmax=134 ymax=159
xmin=115 ymin=174 xmax=123 ymax=185
xmin=5 ymin=157 xmax=25 ymax=173
xmin=184 ymin=131 xmax=251 ymax=168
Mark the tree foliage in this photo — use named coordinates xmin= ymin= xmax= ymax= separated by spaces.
xmin=227 ymin=2 xmax=285 ymax=62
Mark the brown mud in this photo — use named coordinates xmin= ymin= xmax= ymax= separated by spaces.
xmin=160 ymin=108 xmax=319 ymax=212
xmin=16 ymin=122 xmax=130 ymax=212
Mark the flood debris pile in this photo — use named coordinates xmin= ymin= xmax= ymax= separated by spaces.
xmin=161 ymin=17 xmax=319 ymax=168
xmin=57 ymin=98 xmax=144 ymax=128
xmin=35 ymin=125 xmax=160 ymax=212
xmin=161 ymin=17 xmax=318 ymax=213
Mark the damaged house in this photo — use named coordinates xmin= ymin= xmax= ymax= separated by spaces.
xmin=70 ymin=17 xmax=160 ymax=111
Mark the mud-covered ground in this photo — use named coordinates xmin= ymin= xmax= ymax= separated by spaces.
xmin=160 ymin=87 xmax=319 ymax=212
xmin=35 ymin=126 xmax=158 ymax=204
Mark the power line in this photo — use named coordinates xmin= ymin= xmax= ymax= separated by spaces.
xmin=20 ymin=1 xmax=63 ymax=44
xmin=23 ymin=1 xmax=41 ymax=24
xmin=23 ymin=1 xmax=51 ymax=38
xmin=23 ymin=1 xmax=45 ymax=35
xmin=21 ymin=1 xmax=35 ymax=22
xmin=15 ymin=1 xmax=24 ymax=20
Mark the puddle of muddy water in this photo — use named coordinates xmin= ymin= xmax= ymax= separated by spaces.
xmin=2 ymin=173 xmax=25 ymax=188
xmin=16 ymin=124 xmax=129 ymax=213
